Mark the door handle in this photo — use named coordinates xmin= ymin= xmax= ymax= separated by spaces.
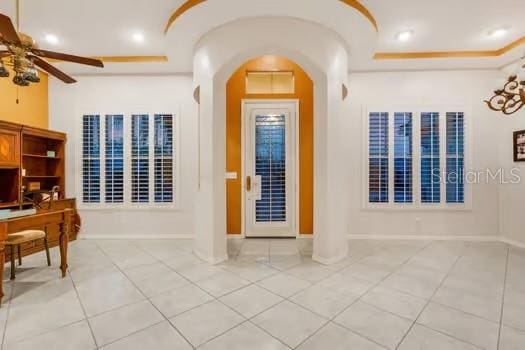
xmin=246 ymin=176 xmax=251 ymax=192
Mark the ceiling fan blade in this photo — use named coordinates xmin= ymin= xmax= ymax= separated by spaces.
xmin=31 ymin=48 xmax=104 ymax=67
xmin=0 ymin=50 xmax=11 ymax=57
xmin=0 ymin=14 xmax=20 ymax=44
xmin=30 ymin=56 xmax=77 ymax=84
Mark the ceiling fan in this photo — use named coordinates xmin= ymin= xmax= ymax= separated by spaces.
xmin=0 ymin=1 xmax=103 ymax=86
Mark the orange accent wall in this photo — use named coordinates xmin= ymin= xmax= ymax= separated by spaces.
xmin=0 ymin=67 xmax=48 ymax=129
xmin=226 ymin=56 xmax=313 ymax=235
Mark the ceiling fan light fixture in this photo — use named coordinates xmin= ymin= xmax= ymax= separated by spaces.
xmin=0 ymin=60 xmax=9 ymax=77
xmin=25 ymin=66 xmax=40 ymax=83
xmin=3 ymin=7 xmax=101 ymax=86
xmin=13 ymin=72 xmax=29 ymax=86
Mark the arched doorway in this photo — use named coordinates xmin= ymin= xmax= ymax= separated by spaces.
xmin=226 ymin=56 xmax=314 ymax=238
xmin=191 ymin=17 xmax=351 ymax=265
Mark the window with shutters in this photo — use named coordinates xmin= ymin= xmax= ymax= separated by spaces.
xmin=80 ymin=113 xmax=177 ymax=208
xmin=366 ymin=108 xmax=467 ymax=209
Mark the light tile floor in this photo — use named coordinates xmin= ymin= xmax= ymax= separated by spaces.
xmin=0 ymin=238 xmax=524 ymax=350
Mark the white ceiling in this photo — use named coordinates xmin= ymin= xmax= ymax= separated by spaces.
xmin=1 ymin=0 xmax=524 ymax=75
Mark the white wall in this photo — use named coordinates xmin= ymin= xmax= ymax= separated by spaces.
xmin=49 ymin=69 xmax=515 ymax=242
xmin=498 ymin=107 xmax=525 ymax=244
xmin=347 ymin=70 xmax=502 ymax=238
xmin=49 ymin=75 xmax=198 ymax=237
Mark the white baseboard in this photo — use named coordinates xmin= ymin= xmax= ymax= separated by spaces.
xmin=348 ymin=234 xmax=525 ymax=248
xmin=347 ymin=234 xmax=500 ymax=242
xmin=499 ymin=237 xmax=525 ymax=249
xmin=78 ymin=233 xmax=193 ymax=240
xmin=76 ymin=233 xmax=525 ymax=250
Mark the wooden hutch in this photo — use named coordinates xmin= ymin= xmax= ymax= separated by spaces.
xmin=0 ymin=120 xmax=79 ymax=260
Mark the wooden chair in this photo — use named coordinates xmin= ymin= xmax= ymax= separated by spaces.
xmin=7 ymin=186 xmax=59 ymax=279
xmin=6 ymin=230 xmax=50 ymax=279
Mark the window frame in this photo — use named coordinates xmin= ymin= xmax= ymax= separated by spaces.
xmin=77 ymin=110 xmax=180 ymax=210
xmin=363 ymin=105 xmax=471 ymax=211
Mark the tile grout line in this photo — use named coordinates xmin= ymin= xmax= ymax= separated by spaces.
xmin=95 ymin=240 xmax=196 ymax=349
xmin=5 ymin=239 xmax=506 ymax=350
xmin=496 ymin=245 xmax=510 ymax=350
xmin=0 ymin=277 xmax=15 ymax=350
xmin=1 ymin=249 xmax=96 ymax=348
xmin=0 ymin=241 xmax=308 ymax=349
xmin=129 ymin=240 xmax=262 ymax=349
xmin=0 ymin=240 xmax=418 ymax=349
xmin=414 ymin=323 xmax=486 ymax=350
xmin=394 ymin=243 xmax=467 ymax=349
xmin=128 ymin=239 xmax=447 ymax=350
xmin=132 ymin=239 xmax=294 ymax=349
xmin=67 ymin=269 xmax=100 ymax=349
xmin=132 ymin=240 xmax=291 ymax=349
xmin=0 ymin=252 xmax=89 ymax=348
xmin=15 ymin=239 xmax=498 ymax=350
xmin=134 ymin=239 xmax=327 ymax=349
xmin=292 ymin=241 xmax=433 ymax=350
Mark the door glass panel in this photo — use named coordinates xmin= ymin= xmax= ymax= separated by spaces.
xmin=255 ymin=114 xmax=286 ymax=222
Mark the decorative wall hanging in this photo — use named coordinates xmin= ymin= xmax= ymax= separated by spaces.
xmin=485 ymin=73 xmax=525 ymax=115
xmin=485 ymin=54 xmax=525 ymax=116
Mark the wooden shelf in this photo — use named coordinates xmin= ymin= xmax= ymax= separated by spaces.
xmin=23 ymin=175 xmax=61 ymax=179
xmin=0 ymin=201 xmax=18 ymax=209
xmin=22 ymin=154 xmax=61 ymax=160
xmin=0 ymin=121 xmax=66 ymax=207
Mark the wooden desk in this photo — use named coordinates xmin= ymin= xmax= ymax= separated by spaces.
xmin=0 ymin=208 xmax=72 ymax=305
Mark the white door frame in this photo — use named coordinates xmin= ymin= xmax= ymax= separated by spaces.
xmin=241 ymin=99 xmax=300 ymax=238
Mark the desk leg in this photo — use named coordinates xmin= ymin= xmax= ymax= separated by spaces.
xmin=58 ymin=222 xmax=69 ymax=278
xmin=0 ymin=223 xmax=6 ymax=306
xmin=0 ymin=241 xmax=4 ymax=305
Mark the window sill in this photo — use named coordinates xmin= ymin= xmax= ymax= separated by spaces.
xmin=78 ymin=205 xmax=180 ymax=211
xmin=362 ymin=204 xmax=472 ymax=212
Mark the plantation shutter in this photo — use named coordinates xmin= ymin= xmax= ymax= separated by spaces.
xmin=131 ymin=114 xmax=150 ymax=203
xmin=105 ymin=115 xmax=124 ymax=203
xmin=394 ymin=112 xmax=413 ymax=203
xmin=82 ymin=115 xmax=101 ymax=203
xmin=154 ymin=114 xmax=174 ymax=203
xmin=420 ymin=112 xmax=441 ymax=203
xmin=446 ymin=112 xmax=465 ymax=203
xmin=369 ymin=112 xmax=389 ymax=203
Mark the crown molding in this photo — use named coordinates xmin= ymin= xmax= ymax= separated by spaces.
xmin=163 ymin=0 xmax=378 ymax=34
xmin=374 ymin=36 xmax=525 ymax=60
xmin=47 ymin=56 xmax=168 ymax=64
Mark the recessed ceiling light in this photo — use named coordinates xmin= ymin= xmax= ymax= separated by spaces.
xmin=45 ymin=34 xmax=59 ymax=45
xmin=488 ymin=28 xmax=508 ymax=38
xmin=396 ymin=30 xmax=414 ymax=42
xmin=131 ymin=32 xmax=145 ymax=43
